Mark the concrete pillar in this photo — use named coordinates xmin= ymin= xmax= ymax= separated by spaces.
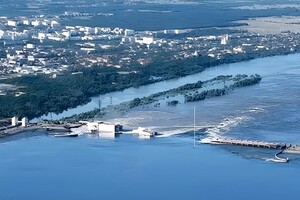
xmin=11 ymin=116 xmax=18 ymax=126
xmin=21 ymin=117 xmax=28 ymax=127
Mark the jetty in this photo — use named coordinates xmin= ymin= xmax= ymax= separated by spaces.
xmin=201 ymin=137 xmax=300 ymax=163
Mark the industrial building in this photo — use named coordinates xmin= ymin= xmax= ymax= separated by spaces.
xmin=11 ymin=116 xmax=29 ymax=127
xmin=83 ymin=121 xmax=123 ymax=138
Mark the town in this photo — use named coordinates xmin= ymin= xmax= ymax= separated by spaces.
xmin=1 ymin=13 xmax=300 ymax=85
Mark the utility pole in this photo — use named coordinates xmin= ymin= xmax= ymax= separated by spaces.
xmin=194 ymin=106 xmax=196 ymax=147
xmin=98 ymin=98 xmax=101 ymax=117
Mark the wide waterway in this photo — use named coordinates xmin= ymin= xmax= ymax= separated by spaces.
xmin=1 ymin=53 xmax=300 ymax=200
xmin=40 ymin=53 xmax=300 ymax=121
xmin=1 ymin=135 xmax=300 ymax=200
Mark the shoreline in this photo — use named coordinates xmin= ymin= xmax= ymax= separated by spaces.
xmin=1 ymin=47 xmax=299 ymax=121
xmin=37 ymin=51 xmax=300 ymax=121
xmin=0 ymin=124 xmax=77 ymax=139
xmin=62 ymin=74 xmax=262 ymax=122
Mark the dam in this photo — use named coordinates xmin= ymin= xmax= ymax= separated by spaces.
xmin=200 ymin=137 xmax=300 ymax=162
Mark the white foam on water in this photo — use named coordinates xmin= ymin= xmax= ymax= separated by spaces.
xmin=248 ymin=105 xmax=265 ymax=113
xmin=205 ymin=115 xmax=253 ymax=138
xmin=265 ymin=158 xmax=288 ymax=163
xmin=110 ymin=114 xmax=253 ymax=139
xmin=199 ymin=137 xmax=215 ymax=144
xmin=101 ymin=108 xmax=257 ymax=139
xmin=71 ymin=125 xmax=89 ymax=135
xmin=156 ymin=128 xmax=192 ymax=138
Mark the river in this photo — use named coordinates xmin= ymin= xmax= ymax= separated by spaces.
xmin=40 ymin=53 xmax=300 ymax=121
xmin=1 ymin=135 xmax=300 ymax=200
xmin=106 ymin=53 xmax=300 ymax=144
xmin=1 ymin=53 xmax=300 ymax=200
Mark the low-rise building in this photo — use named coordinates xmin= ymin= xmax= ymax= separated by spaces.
xmin=7 ymin=20 xmax=18 ymax=27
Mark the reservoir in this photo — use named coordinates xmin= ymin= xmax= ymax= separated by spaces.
xmin=0 ymin=135 xmax=300 ymax=200
xmin=1 ymin=53 xmax=300 ymax=200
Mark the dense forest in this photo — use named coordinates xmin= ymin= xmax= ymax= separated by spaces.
xmin=0 ymin=51 xmax=266 ymax=119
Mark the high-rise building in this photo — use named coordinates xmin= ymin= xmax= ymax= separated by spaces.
xmin=124 ymin=29 xmax=135 ymax=36
xmin=221 ymin=35 xmax=229 ymax=45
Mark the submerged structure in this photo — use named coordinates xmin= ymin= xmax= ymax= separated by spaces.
xmin=200 ymin=137 xmax=300 ymax=163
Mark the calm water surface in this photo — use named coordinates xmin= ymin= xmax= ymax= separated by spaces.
xmin=0 ymin=135 xmax=300 ymax=200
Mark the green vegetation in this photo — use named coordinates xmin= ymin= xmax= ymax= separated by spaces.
xmin=185 ymin=89 xmax=226 ymax=102
xmin=0 ymin=56 xmax=205 ymax=119
xmin=167 ymin=100 xmax=179 ymax=106
xmin=230 ymin=74 xmax=262 ymax=88
xmin=185 ymin=74 xmax=262 ymax=102
xmin=129 ymin=98 xmax=142 ymax=108
xmin=0 ymin=47 xmax=264 ymax=120
xmin=64 ymin=74 xmax=262 ymax=122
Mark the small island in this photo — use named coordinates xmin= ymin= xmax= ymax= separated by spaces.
xmin=64 ymin=74 xmax=262 ymax=122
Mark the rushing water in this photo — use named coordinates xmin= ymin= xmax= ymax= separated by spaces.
xmin=40 ymin=53 xmax=300 ymax=121
xmin=1 ymin=54 xmax=300 ymax=200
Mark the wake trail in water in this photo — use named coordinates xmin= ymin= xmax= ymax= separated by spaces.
xmin=71 ymin=126 xmax=89 ymax=135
